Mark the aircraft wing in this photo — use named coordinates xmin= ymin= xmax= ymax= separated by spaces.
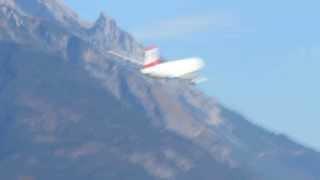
xmin=179 ymin=73 xmax=207 ymax=84
xmin=190 ymin=77 xmax=208 ymax=84
xmin=107 ymin=51 xmax=143 ymax=65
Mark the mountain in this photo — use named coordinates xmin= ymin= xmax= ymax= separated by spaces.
xmin=0 ymin=0 xmax=319 ymax=180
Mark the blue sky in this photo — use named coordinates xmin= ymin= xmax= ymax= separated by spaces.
xmin=65 ymin=0 xmax=320 ymax=150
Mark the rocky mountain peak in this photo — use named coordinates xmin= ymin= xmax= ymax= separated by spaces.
xmin=90 ymin=12 xmax=117 ymax=35
xmin=12 ymin=0 xmax=82 ymax=29
xmin=87 ymin=12 xmax=143 ymax=59
xmin=0 ymin=0 xmax=143 ymax=60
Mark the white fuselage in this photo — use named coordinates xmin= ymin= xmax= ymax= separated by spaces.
xmin=141 ymin=57 xmax=204 ymax=78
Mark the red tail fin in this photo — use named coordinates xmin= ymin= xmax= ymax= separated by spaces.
xmin=144 ymin=46 xmax=160 ymax=68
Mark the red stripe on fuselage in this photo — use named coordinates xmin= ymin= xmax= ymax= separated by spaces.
xmin=143 ymin=60 xmax=161 ymax=68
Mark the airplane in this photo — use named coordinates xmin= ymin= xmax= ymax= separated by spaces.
xmin=108 ymin=46 xmax=207 ymax=84
xmin=141 ymin=46 xmax=206 ymax=84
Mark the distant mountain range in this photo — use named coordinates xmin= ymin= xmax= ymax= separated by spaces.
xmin=0 ymin=0 xmax=319 ymax=180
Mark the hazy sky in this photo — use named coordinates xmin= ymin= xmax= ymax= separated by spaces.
xmin=65 ymin=0 xmax=320 ymax=150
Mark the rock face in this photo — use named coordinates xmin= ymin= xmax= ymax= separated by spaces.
xmin=0 ymin=1 xmax=319 ymax=180
xmin=87 ymin=12 xmax=143 ymax=58
xmin=13 ymin=0 xmax=81 ymax=29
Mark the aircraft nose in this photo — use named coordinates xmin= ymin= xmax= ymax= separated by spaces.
xmin=194 ymin=57 xmax=205 ymax=69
